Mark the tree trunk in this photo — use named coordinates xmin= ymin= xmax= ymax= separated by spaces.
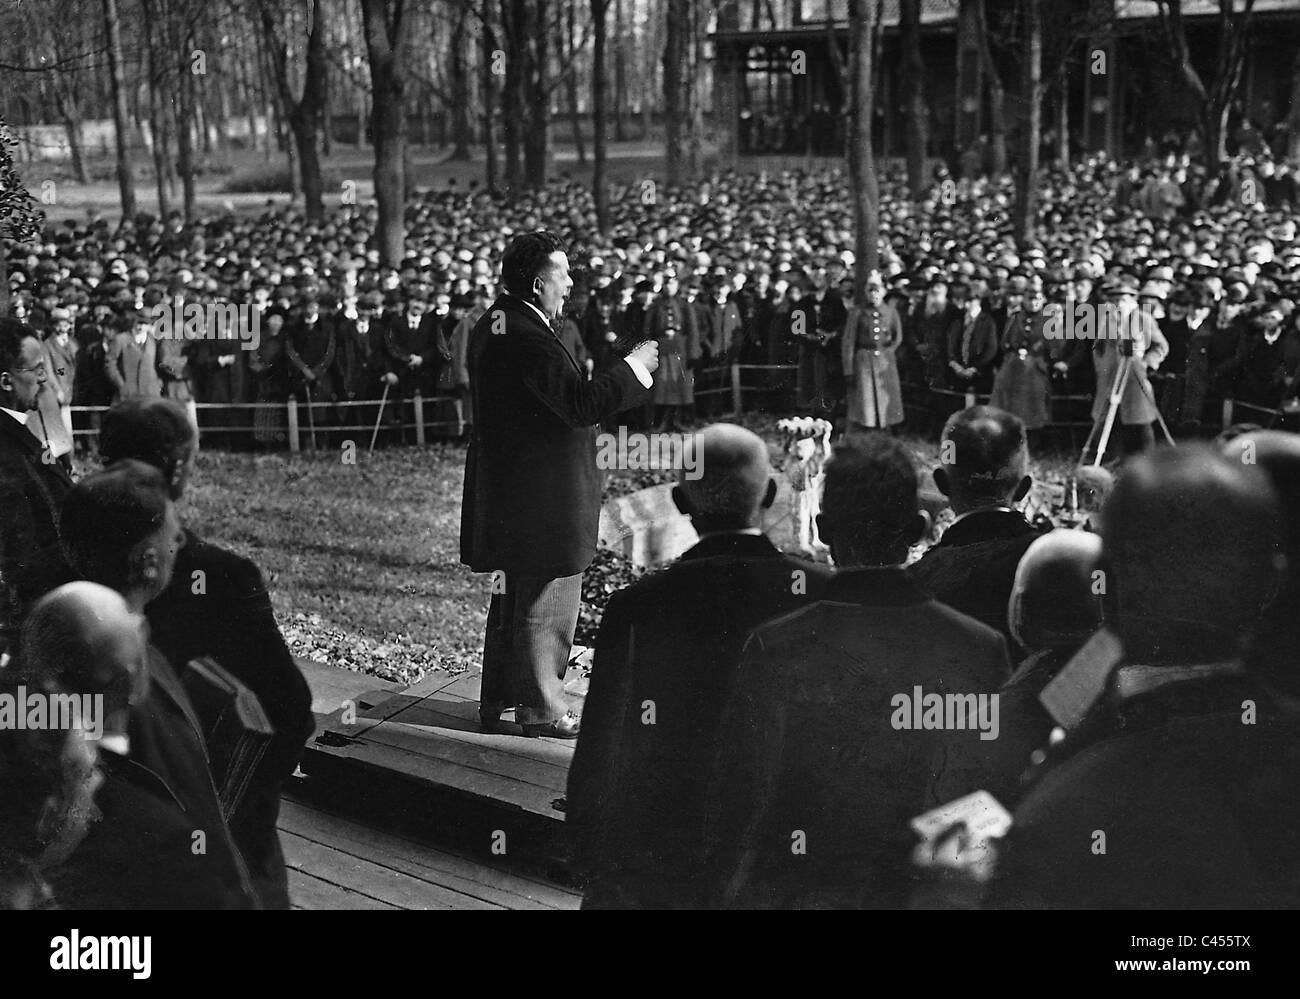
xmin=58 ymin=101 xmax=89 ymax=185
xmin=522 ymin=0 xmax=550 ymax=189
xmin=360 ymin=0 xmax=407 ymax=266
xmin=143 ymin=1 xmax=172 ymax=218
xmin=663 ymin=0 xmax=688 ymax=185
xmin=613 ymin=0 xmax=626 ymax=140
xmin=975 ymin=0 xmax=1007 ymax=175
xmin=502 ymin=0 xmax=523 ymax=195
xmin=103 ymin=0 xmax=136 ymax=221
xmin=1288 ymin=46 xmax=1300 ymax=161
xmin=849 ymin=0 xmax=879 ymax=297
xmin=566 ymin=0 xmax=585 ymax=164
xmin=450 ymin=5 xmax=471 ymax=160
xmin=1015 ymin=0 xmax=1041 ymax=245
xmin=171 ymin=22 xmax=198 ymax=222
xmin=482 ymin=0 xmax=499 ymax=193
xmin=592 ymin=0 xmax=609 ymax=230
xmin=900 ymin=0 xmax=927 ymax=199
xmin=261 ymin=0 xmax=328 ymax=221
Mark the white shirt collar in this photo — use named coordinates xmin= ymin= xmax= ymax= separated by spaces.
xmin=0 ymin=406 xmax=29 ymax=427
xmin=507 ymin=292 xmax=552 ymax=327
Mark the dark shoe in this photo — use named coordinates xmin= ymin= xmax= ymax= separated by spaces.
xmin=479 ymin=703 xmax=508 ymax=733
xmin=519 ymin=710 xmax=581 ymax=740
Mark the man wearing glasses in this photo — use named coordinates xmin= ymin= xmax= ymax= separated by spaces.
xmin=0 ymin=317 xmax=76 ymax=655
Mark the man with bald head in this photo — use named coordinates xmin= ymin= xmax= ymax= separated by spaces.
xmin=18 ymin=581 xmax=257 ymax=908
xmin=56 ymin=463 xmax=257 ymax=908
xmin=703 ymin=435 xmax=1009 ymax=908
xmin=909 ymin=405 xmax=1044 ymax=655
xmin=567 ymin=423 xmax=830 ymax=908
xmin=989 ymin=446 xmax=1299 ymax=908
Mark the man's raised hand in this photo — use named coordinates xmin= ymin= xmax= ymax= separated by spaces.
xmin=629 ymin=339 xmax=660 ymax=374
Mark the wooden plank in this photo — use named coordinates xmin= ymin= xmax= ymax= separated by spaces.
xmin=358 ymin=719 xmax=569 ymax=792
xmin=279 ymin=799 xmax=579 ymax=911
xmin=282 ymin=829 xmax=501 ymax=910
xmin=310 ymin=735 xmax=563 ymax=820
xmin=385 ymin=703 xmax=576 ymax=768
xmin=286 ymin=868 xmax=399 ymax=911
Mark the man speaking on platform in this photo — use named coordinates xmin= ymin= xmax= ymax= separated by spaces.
xmin=461 ymin=230 xmax=659 ymax=739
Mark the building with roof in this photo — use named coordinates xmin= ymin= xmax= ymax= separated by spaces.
xmin=711 ymin=0 xmax=1300 ymax=164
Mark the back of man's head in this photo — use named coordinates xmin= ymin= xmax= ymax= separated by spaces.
xmin=1222 ymin=431 xmax=1300 ymax=696
xmin=1101 ymin=445 xmax=1284 ymax=665
xmin=820 ymin=435 xmax=923 ymax=568
xmin=1009 ymin=530 xmax=1104 ymax=654
xmin=672 ymin=424 xmax=774 ymax=534
xmin=500 ymin=230 xmax=566 ymax=298
xmin=98 ymin=397 xmax=196 ymax=499
xmin=935 ymin=406 xmax=1030 ymax=512
xmin=17 ymin=581 xmax=147 ymax=736
xmin=60 ymin=461 xmax=172 ymax=594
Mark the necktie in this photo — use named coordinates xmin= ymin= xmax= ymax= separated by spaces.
xmin=962 ymin=317 xmax=975 ymax=365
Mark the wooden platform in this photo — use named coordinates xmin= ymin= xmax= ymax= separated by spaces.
xmin=302 ymin=666 xmax=587 ymax=881
xmin=280 ymin=794 xmax=579 ymax=910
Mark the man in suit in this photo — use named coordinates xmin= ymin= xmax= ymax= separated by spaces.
xmin=567 ymin=424 xmax=831 ymax=908
xmin=988 ymin=447 xmax=1293 ymax=908
xmin=0 ymin=318 xmax=76 ymax=654
xmin=54 ymin=463 xmax=258 ymax=908
xmin=105 ymin=312 xmax=162 ymax=402
xmin=909 ymin=406 xmax=1043 ymax=657
xmin=703 ymin=435 xmax=1011 ymax=908
xmin=946 ymin=294 xmax=999 ymax=396
xmin=1217 ymin=298 xmax=1300 ymax=419
xmin=461 ymin=231 xmax=659 ymax=739
xmin=1089 ymin=277 xmax=1169 ymax=458
xmin=98 ymin=397 xmax=314 ymax=909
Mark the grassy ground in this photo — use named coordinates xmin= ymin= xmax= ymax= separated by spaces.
xmin=133 ymin=417 xmax=1085 ymax=687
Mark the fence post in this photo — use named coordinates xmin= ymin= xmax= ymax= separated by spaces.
xmin=731 ymin=364 xmax=743 ymax=415
xmin=414 ymin=392 xmax=426 ymax=445
xmin=287 ymin=396 xmax=301 ymax=454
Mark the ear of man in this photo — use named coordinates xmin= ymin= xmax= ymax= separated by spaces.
xmin=671 ymin=483 xmax=693 ymax=518
xmin=761 ymin=478 xmax=778 ymax=510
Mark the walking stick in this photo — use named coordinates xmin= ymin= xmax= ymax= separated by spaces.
xmin=369 ymin=381 xmax=391 ymax=458
xmin=303 ymin=381 xmax=317 ymax=453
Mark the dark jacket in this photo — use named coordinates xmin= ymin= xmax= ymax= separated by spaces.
xmin=460 ymin=294 xmax=648 ymax=577
xmin=380 ymin=311 xmax=450 ymax=396
xmin=0 ymin=412 xmax=75 ymax=649
xmin=909 ymin=508 xmax=1043 ymax=658
xmin=53 ymin=647 xmax=258 ymax=909
xmin=105 ymin=332 xmax=162 ymax=401
xmin=988 ymin=667 xmax=1300 ymax=908
xmin=145 ymin=533 xmax=314 ymax=910
xmin=702 ymin=568 xmax=1011 ymax=908
xmin=567 ymin=533 xmax=832 ymax=908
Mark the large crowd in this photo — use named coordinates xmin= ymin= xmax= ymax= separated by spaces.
xmin=2 ymin=143 xmax=1300 ymax=909
xmin=6 ymin=148 xmax=1300 ymax=458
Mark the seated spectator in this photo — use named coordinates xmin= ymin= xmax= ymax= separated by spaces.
xmin=986 ymin=529 xmax=1104 ymax=805
xmin=567 ymin=424 xmax=831 ymax=909
xmin=988 ymin=446 xmax=1293 ymax=908
xmin=909 ymin=406 xmax=1044 ymax=655
xmin=0 ymin=317 xmax=76 ymax=653
xmin=0 ymin=679 xmax=102 ymax=910
xmin=56 ymin=463 xmax=258 ymax=908
xmin=702 ymin=434 xmax=1010 ymax=909
xmin=97 ymin=398 xmax=313 ymax=910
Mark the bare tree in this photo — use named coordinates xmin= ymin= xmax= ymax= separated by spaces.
xmin=592 ymin=0 xmax=610 ymax=229
xmin=1015 ymin=0 xmax=1042 ymax=244
xmin=360 ymin=0 xmax=409 ymax=266
xmin=259 ymin=0 xmax=329 ymax=221
xmin=1153 ymin=0 xmax=1257 ymax=164
xmin=103 ymin=0 xmax=136 ymax=220
xmin=848 ymin=0 xmax=879 ymax=295
xmin=973 ymin=0 xmax=1007 ymax=175
xmin=900 ymin=0 xmax=927 ymax=199
xmin=663 ymin=0 xmax=689 ymax=185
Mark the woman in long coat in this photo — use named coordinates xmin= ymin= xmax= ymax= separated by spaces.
xmin=990 ymin=291 xmax=1052 ymax=431
xmin=643 ymin=278 xmax=701 ymax=430
xmin=841 ymin=278 xmax=904 ymax=429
